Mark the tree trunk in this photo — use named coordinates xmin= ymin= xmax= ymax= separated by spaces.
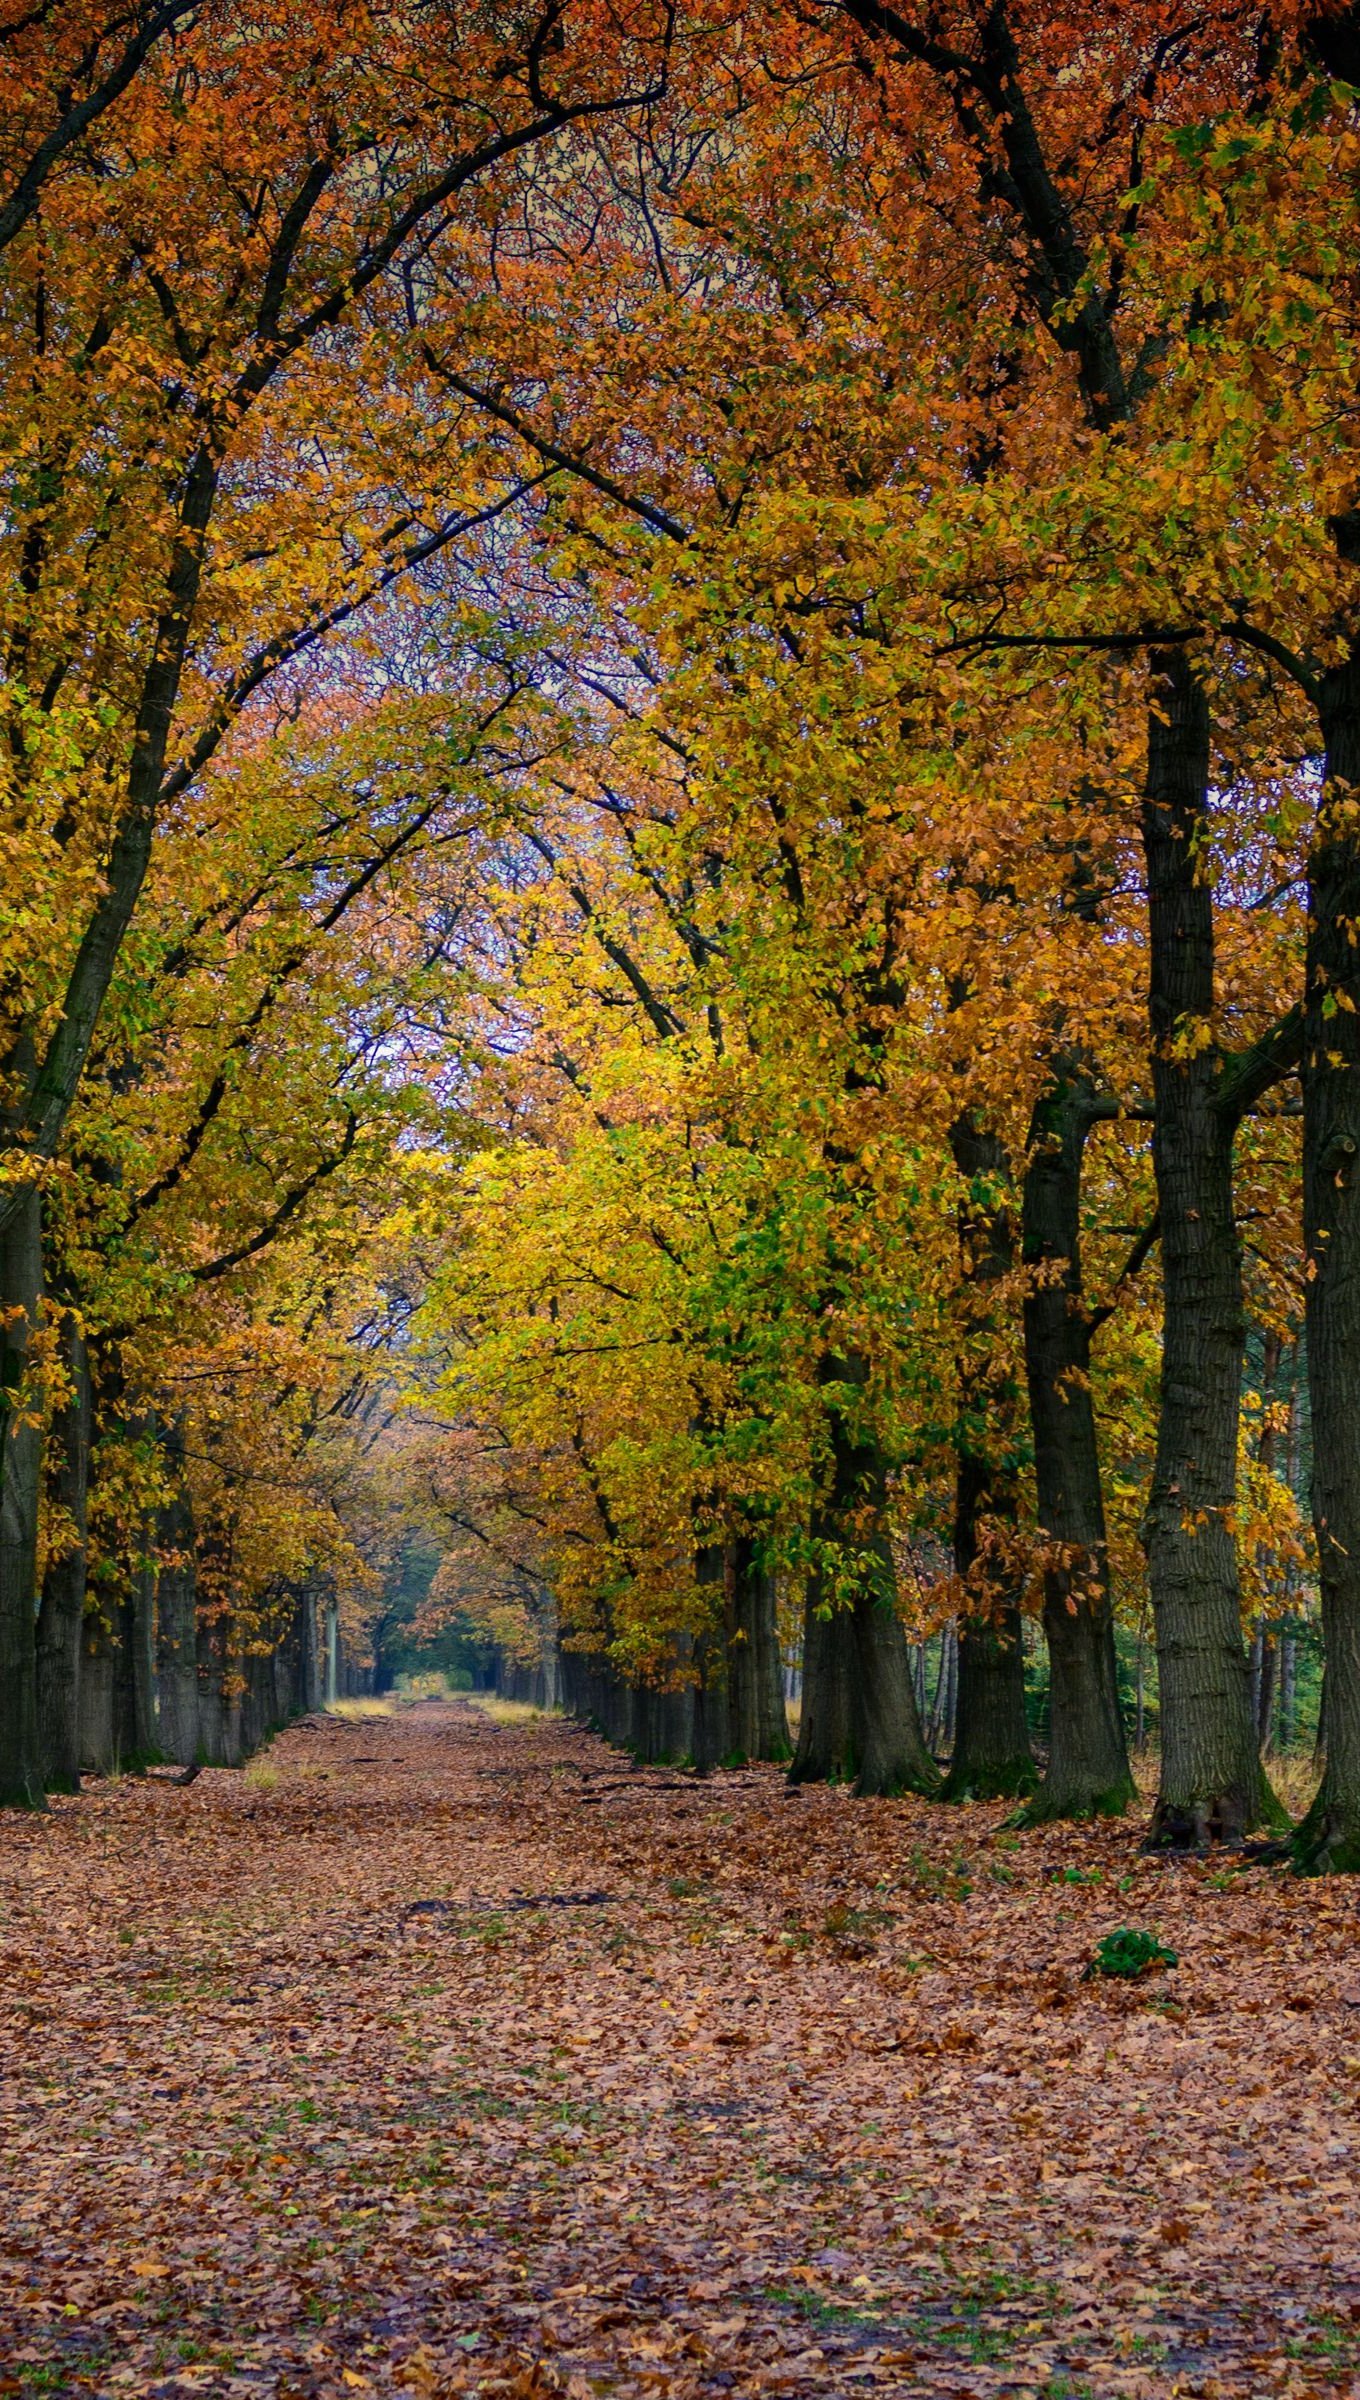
xmin=80 ymin=1610 xmax=117 ymax=1774
xmin=276 ymin=1582 xmax=318 ymax=1721
xmin=240 ymin=1645 xmax=274 ymax=1756
xmin=723 ymin=1537 xmax=790 ymax=1762
xmin=301 ymin=1583 xmax=322 ymax=1713
xmin=324 ymin=1597 xmax=339 ymax=1708
xmin=1020 ymin=1070 xmax=1134 ymax=1818
xmin=35 ymin=1314 xmax=92 ymax=1792
xmin=1141 ymin=651 xmax=1278 ymax=1846
xmin=1135 ymin=1609 xmax=1147 ymax=1753
xmin=154 ymin=1465 xmax=199 ymax=1768
xmin=1294 ymin=650 xmax=1360 ymax=1868
xmin=0 ymin=1180 xmax=44 ymax=1806
xmin=943 ymin=1118 xmax=1036 ymax=1802
xmin=789 ymin=1372 xmax=938 ymax=1796
xmin=1281 ymin=1634 xmax=1297 ymax=1752
xmin=195 ymin=1604 xmax=234 ymax=1765
xmin=114 ymin=1551 xmax=158 ymax=1767
xmin=791 ymin=1578 xmax=860 ymax=1785
xmin=928 ymin=1622 xmax=955 ymax=1752
xmin=944 ymin=1449 xmax=1035 ymax=1801
xmin=1255 ymin=1631 xmax=1278 ymax=1755
xmin=850 ymin=1547 xmax=940 ymax=1795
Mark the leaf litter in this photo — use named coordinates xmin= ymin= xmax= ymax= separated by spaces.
xmin=2 ymin=1701 xmax=1359 ymax=2399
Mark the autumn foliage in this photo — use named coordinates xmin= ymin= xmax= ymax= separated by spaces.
xmin=4 ymin=5 xmax=1360 ymax=1855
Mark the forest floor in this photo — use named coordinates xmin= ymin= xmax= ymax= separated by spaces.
xmin=2 ymin=1702 xmax=1359 ymax=2400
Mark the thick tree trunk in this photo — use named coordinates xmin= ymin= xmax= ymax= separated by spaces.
xmin=195 ymin=1605 xmax=237 ymax=1766
xmin=791 ymin=1578 xmax=859 ymax=1784
xmin=1294 ymin=652 xmax=1360 ymax=1869
xmin=789 ymin=1372 xmax=938 ymax=1797
xmin=274 ymin=1583 xmax=317 ymax=1722
xmin=114 ymin=1552 xmax=158 ymax=1767
xmin=721 ymin=1538 xmax=790 ymax=1762
xmin=1020 ymin=1071 xmax=1134 ymax=1819
xmin=950 ymin=1611 xmax=1031 ymax=1796
xmin=241 ymin=1645 xmax=275 ymax=1755
xmin=80 ymin=1611 xmax=117 ymax=1774
xmin=850 ymin=1548 xmax=939 ymax=1796
xmin=301 ymin=1583 xmax=323 ymax=1714
xmin=35 ymin=1315 xmax=92 ymax=1792
xmin=154 ymin=1465 xmax=199 ymax=1768
xmin=0 ymin=1181 xmax=44 ymax=1806
xmin=944 ymin=1449 xmax=1036 ymax=1801
xmin=1142 ymin=651 xmax=1278 ymax=1846
xmin=943 ymin=1118 xmax=1036 ymax=1802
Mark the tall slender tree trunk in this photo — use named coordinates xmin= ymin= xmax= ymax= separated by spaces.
xmin=790 ymin=1362 xmax=938 ymax=1796
xmin=1252 ymin=1335 xmax=1284 ymax=1757
xmin=0 ymin=1179 xmax=44 ymax=1806
xmin=1280 ymin=1634 xmax=1297 ymax=1752
xmin=1020 ymin=1071 xmax=1134 ymax=1819
xmin=1142 ymin=650 xmax=1277 ymax=1846
xmin=1294 ymin=651 xmax=1360 ymax=1869
xmin=943 ymin=1118 xmax=1035 ymax=1802
xmin=36 ymin=1313 xmax=92 ymax=1792
xmin=942 ymin=1621 xmax=958 ymax=1752
xmin=300 ymin=1582 xmax=322 ymax=1714
xmin=1135 ymin=1609 xmax=1147 ymax=1754
xmin=155 ymin=1468 xmax=200 ymax=1768
xmin=1255 ymin=1633 xmax=1277 ymax=1754
xmin=927 ymin=1622 xmax=955 ymax=1752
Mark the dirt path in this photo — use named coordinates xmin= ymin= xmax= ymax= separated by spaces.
xmin=1 ymin=1701 xmax=1358 ymax=2399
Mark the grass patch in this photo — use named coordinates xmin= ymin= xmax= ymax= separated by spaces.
xmin=464 ymin=1694 xmax=561 ymax=1726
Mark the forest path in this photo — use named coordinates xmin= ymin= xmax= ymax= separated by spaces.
xmin=1 ymin=1701 xmax=1358 ymax=2399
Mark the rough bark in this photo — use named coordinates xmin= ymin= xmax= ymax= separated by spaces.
xmin=789 ymin=1370 xmax=939 ymax=1797
xmin=1293 ymin=651 xmax=1360 ymax=1869
xmin=240 ymin=1645 xmax=276 ymax=1756
xmin=944 ymin=1450 xmax=1036 ymax=1801
xmin=195 ymin=1605 xmax=238 ymax=1766
xmin=0 ymin=1180 xmax=45 ymax=1806
xmin=301 ymin=1583 xmax=323 ymax=1714
xmin=79 ymin=1610 xmax=117 ymax=1774
xmin=1141 ymin=651 xmax=1279 ymax=1846
xmin=1019 ymin=1071 xmax=1134 ymax=1819
xmin=1254 ymin=1630 xmax=1278 ymax=1754
xmin=721 ymin=1538 xmax=790 ymax=1762
xmin=35 ymin=1314 xmax=92 ymax=1792
xmin=114 ymin=1551 xmax=158 ymax=1768
xmin=154 ymin=1459 xmax=199 ymax=1767
xmin=942 ymin=1118 xmax=1036 ymax=1803
xmin=791 ymin=1580 xmax=860 ymax=1786
xmin=1280 ymin=1634 xmax=1298 ymax=1751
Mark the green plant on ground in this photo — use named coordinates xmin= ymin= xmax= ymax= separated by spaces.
xmin=1090 ymin=1927 xmax=1179 ymax=1979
